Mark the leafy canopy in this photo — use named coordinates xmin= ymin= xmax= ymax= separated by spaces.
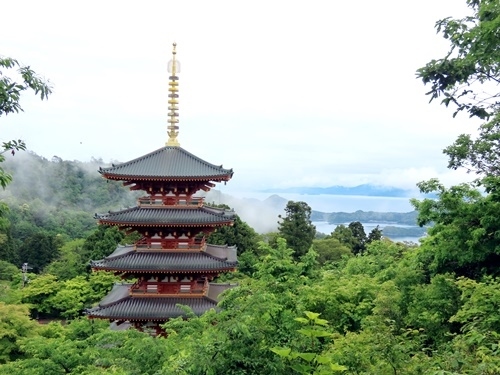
xmin=0 ymin=56 xmax=52 ymax=117
xmin=0 ymin=56 xmax=51 ymax=190
xmin=417 ymin=0 xmax=500 ymax=120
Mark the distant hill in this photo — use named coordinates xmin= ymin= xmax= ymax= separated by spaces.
xmin=326 ymin=210 xmax=418 ymax=225
xmin=260 ymin=184 xmax=412 ymax=197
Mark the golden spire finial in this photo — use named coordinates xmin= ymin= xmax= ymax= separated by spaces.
xmin=166 ymin=42 xmax=180 ymax=146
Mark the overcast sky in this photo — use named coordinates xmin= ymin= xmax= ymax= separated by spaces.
xmin=2 ymin=0 xmax=481 ymax=194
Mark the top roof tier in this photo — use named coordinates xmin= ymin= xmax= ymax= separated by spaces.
xmin=99 ymin=146 xmax=233 ymax=182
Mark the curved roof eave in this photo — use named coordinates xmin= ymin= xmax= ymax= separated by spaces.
xmin=98 ymin=146 xmax=234 ymax=181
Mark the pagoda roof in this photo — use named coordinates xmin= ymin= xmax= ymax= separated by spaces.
xmin=86 ymin=283 xmax=236 ymax=321
xmin=90 ymin=245 xmax=238 ymax=273
xmin=95 ymin=205 xmax=235 ymax=227
xmin=99 ymin=146 xmax=233 ymax=182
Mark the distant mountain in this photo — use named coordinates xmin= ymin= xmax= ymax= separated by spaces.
xmin=263 ymin=194 xmax=288 ymax=210
xmin=260 ymin=184 xmax=412 ymax=197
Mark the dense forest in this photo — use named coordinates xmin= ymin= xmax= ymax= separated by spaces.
xmin=2 ymin=1 xmax=500 ymax=373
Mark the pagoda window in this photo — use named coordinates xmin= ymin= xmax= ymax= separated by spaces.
xmin=180 ymin=285 xmax=191 ymax=293
xmin=146 ymin=284 xmax=158 ymax=293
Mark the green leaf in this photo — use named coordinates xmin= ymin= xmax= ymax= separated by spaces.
xmin=296 ymin=352 xmax=316 ymax=362
xmin=270 ymin=347 xmax=291 ymax=357
xmin=315 ymin=355 xmax=331 ymax=365
xmin=314 ymin=318 xmax=329 ymax=326
xmin=294 ymin=317 xmax=309 ymax=324
xmin=304 ymin=311 xmax=321 ymax=321
xmin=330 ymin=363 xmax=348 ymax=371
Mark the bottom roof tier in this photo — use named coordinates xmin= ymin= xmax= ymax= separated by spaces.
xmin=86 ymin=283 xmax=234 ymax=321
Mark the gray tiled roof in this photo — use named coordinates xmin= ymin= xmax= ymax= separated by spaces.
xmin=99 ymin=146 xmax=233 ymax=181
xmin=86 ymin=295 xmax=218 ymax=321
xmin=90 ymin=248 xmax=238 ymax=272
xmin=95 ymin=206 xmax=236 ymax=226
xmin=86 ymin=284 xmax=233 ymax=321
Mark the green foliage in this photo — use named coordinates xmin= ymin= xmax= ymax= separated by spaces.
xmin=0 ymin=318 xmax=166 ymax=375
xmin=301 ymin=271 xmax=380 ymax=333
xmin=0 ymin=302 xmax=39 ymax=363
xmin=445 ymin=113 xmax=500 ymax=176
xmin=411 ymin=178 xmax=500 ymax=278
xmin=278 ymin=201 xmax=316 ymax=259
xmin=451 ymin=276 xmax=500 ymax=334
xmin=367 ymin=225 xmax=383 ymax=243
xmin=19 ymin=271 xmax=117 ymax=319
xmin=21 ymin=274 xmax=61 ymax=316
xmin=0 ymin=152 xmax=137 ymax=264
xmin=329 ymin=221 xmax=371 ymax=254
xmin=19 ymin=232 xmax=63 ymax=273
xmin=406 ymin=274 xmax=461 ymax=346
xmin=0 ymin=260 xmax=20 ymax=281
xmin=271 ymin=312 xmax=346 ymax=375
xmin=347 ymin=221 xmax=367 ymax=254
xmin=207 ymin=213 xmax=260 ymax=255
xmin=81 ymin=225 xmax=124 ymax=261
xmin=0 ymin=56 xmax=51 ymax=191
xmin=417 ymin=0 xmax=500 ymax=120
xmin=44 ymin=239 xmax=88 ymax=280
xmin=330 ymin=314 xmax=428 ymax=374
xmin=423 ymin=276 xmax=500 ymax=374
xmin=47 ymin=276 xmax=93 ymax=319
xmin=312 ymin=238 xmax=351 ymax=265
xmin=0 ymin=140 xmax=27 ymax=190
xmin=0 ymin=56 xmax=51 ymax=116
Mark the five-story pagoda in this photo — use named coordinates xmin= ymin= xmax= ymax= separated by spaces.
xmin=86 ymin=44 xmax=238 ymax=335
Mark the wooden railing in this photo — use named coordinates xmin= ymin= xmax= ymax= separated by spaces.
xmin=134 ymin=238 xmax=206 ymax=251
xmin=130 ymin=279 xmax=208 ymax=296
xmin=138 ymin=196 xmax=204 ymax=207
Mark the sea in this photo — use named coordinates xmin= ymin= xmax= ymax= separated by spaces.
xmin=227 ymin=191 xmax=425 ymax=243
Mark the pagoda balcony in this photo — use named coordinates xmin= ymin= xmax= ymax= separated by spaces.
xmin=130 ymin=280 xmax=208 ymax=297
xmin=135 ymin=238 xmax=206 ymax=252
xmin=138 ymin=196 xmax=204 ymax=207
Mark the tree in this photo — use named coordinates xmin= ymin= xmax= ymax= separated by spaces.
xmin=330 ymin=222 xmax=368 ymax=255
xmin=416 ymin=1 xmax=500 ymax=186
xmin=312 ymin=238 xmax=351 ymax=265
xmin=81 ymin=225 xmax=124 ymax=262
xmin=0 ymin=140 xmax=26 ymax=190
xmin=278 ymin=201 xmax=316 ymax=259
xmin=417 ymin=1 xmax=500 ymax=120
xmin=19 ymin=232 xmax=62 ymax=273
xmin=0 ymin=56 xmax=51 ymax=190
xmin=0 ymin=57 xmax=52 ymax=117
xmin=271 ymin=311 xmax=347 ymax=375
xmin=348 ymin=221 xmax=367 ymax=254
xmin=0 ymin=302 xmax=39 ymax=363
xmin=207 ymin=212 xmax=260 ymax=255
xmin=411 ymin=178 xmax=500 ymax=278
xmin=444 ymin=113 xmax=500 ymax=176
xmin=367 ymin=225 xmax=383 ymax=243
